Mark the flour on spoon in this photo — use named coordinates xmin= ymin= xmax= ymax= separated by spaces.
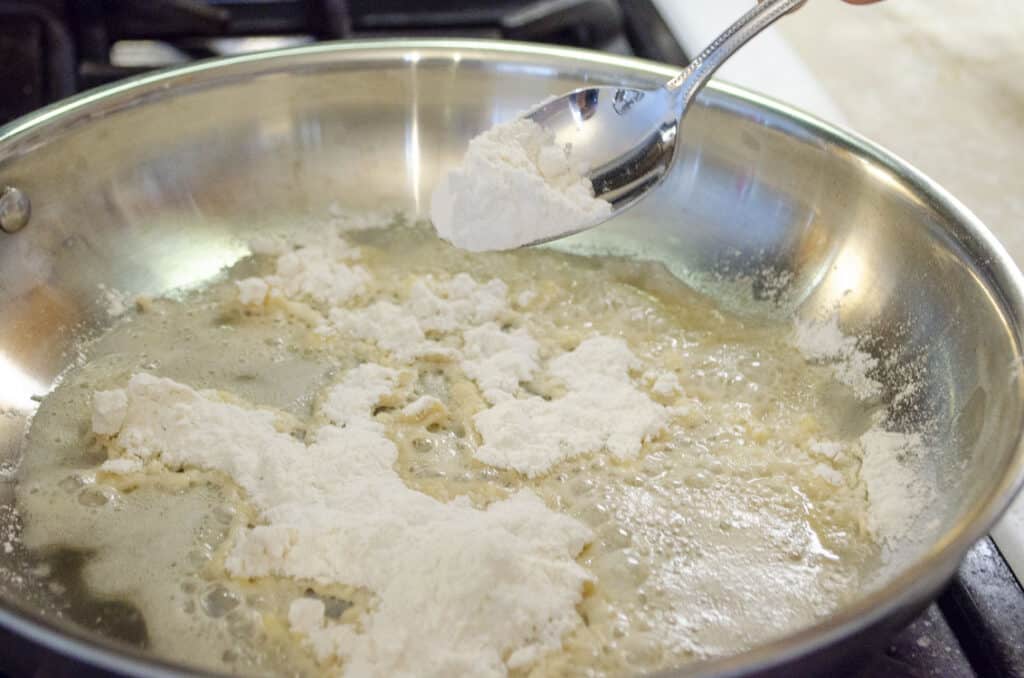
xmin=430 ymin=118 xmax=612 ymax=251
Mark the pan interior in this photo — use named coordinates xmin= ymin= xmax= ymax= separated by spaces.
xmin=0 ymin=42 xmax=1021 ymax=676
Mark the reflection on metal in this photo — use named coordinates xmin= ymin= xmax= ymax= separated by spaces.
xmin=0 ymin=353 xmax=43 ymax=411
xmin=860 ymin=158 xmax=906 ymax=192
xmin=826 ymin=245 xmax=869 ymax=302
xmin=0 ymin=186 xmax=30 ymax=233
xmin=570 ymin=89 xmax=600 ymax=121
xmin=612 ymin=88 xmax=644 ymax=115
xmin=109 ymin=41 xmax=190 ymax=68
xmin=405 ymin=52 xmax=423 ymax=213
xmin=588 ymin=122 xmax=672 ymax=204
xmin=204 ymin=36 xmax=314 ymax=57
xmin=151 ymin=234 xmax=248 ymax=292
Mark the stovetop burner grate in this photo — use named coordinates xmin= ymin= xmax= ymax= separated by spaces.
xmin=2 ymin=0 xmax=691 ymax=123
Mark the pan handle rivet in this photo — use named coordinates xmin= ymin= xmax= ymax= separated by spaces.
xmin=0 ymin=186 xmax=31 ymax=233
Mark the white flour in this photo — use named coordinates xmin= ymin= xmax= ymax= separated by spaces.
xmin=321 ymin=364 xmax=402 ymax=427
xmin=90 ymin=231 xmax=696 ymax=671
xmin=474 ymin=337 xmax=669 ymax=477
xmin=795 ymin=312 xmax=935 ymax=560
xmin=245 ymin=232 xmax=667 ymax=477
xmin=430 ymin=118 xmax=611 ymax=251
xmin=98 ymin=284 xmax=129 ymax=318
xmin=408 ymin=274 xmax=511 ymax=333
xmin=92 ymin=388 xmax=128 ymax=436
xmin=461 ymin=323 xmax=540 ymax=404
xmin=324 ymin=274 xmax=511 ymax=364
xmin=858 ymin=426 xmax=934 ymax=558
xmin=327 ymin=301 xmax=431 ymax=361
xmin=246 ymin=206 xmax=401 ymax=260
xmin=793 ymin=313 xmax=881 ymax=399
xmin=54 ymin=222 xmax=941 ymax=676
xmin=264 ymin=233 xmax=369 ymax=306
xmin=235 ymin=277 xmax=269 ymax=306
xmin=400 ymin=395 xmax=445 ymax=419
xmin=645 ymin=370 xmax=683 ymax=399
xmin=94 ymin=372 xmax=593 ymax=678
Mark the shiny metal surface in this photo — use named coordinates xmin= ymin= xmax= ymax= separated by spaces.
xmin=0 ymin=185 xmax=30 ymax=233
xmin=521 ymin=0 xmax=805 ymax=246
xmin=0 ymin=40 xmax=1022 ymax=677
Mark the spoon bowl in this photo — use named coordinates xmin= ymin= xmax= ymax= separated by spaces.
xmin=523 ymin=86 xmax=681 ymax=244
xmin=518 ymin=0 xmax=807 ymax=247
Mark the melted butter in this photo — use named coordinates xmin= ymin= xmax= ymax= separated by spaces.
xmin=14 ymin=223 xmax=879 ymax=677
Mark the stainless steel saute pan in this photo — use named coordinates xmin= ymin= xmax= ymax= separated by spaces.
xmin=0 ymin=40 xmax=1022 ymax=677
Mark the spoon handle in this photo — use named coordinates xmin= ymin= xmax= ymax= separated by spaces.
xmin=666 ymin=0 xmax=807 ymax=106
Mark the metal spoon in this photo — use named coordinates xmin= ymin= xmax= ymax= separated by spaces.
xmin=519 ymin=0 xmax=807 ymax=247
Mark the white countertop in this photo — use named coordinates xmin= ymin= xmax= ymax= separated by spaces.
xmin=657 ymin=0 xmax=1024 ymax=579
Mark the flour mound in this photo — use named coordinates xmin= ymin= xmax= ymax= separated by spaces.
xmin=320 ymin=364 xmax=402 ymax=427
xmin=461 ymin=323 xmax=541 ymax=404
xmin=94 ymin=372 xmax=593 ymax=677
xmin=327 ymin=301 xmax=431 ymax=361
xmin=264 ymin=233 xmax=369 ymax=306
xmin=474 ymin=336 xmax=668 ymax=477
xmin=430 ymin=118 xmax=612 ymax=251
xmin=408 ymin=273 xmax=510 ymax=333
xmin=98 ymin=284 xmax=129 ymax=318
xmin=324 ymin=273 xmax=512 ymax=364
xmin=236 ymin=277 xmax=270 ymax=306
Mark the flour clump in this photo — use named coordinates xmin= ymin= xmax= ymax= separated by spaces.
xmin=461 ymin=322 xmax=541 ymax=404
xmin=264 ymin=233 xmax=369 ymax=306
xmin=430 ymin=118 xmax=612 ymax=251
xmin=473 ymin=336 xmax=668 ymax=477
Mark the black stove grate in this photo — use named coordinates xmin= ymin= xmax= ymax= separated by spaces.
xmin=856 ymin=538 xmax=1024 ymax=678
xmin=1 ymin=0 xmax=666 ymax=123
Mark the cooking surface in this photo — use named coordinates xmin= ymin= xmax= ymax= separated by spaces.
xmin=0 ymin=1 xmax=1023 ymax=676
xmin=16 ymin=224 xmax=893 ymax=675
